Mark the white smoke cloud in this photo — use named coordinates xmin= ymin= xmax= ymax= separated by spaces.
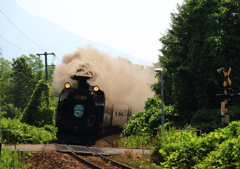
xmin=52 ymin=46 xmax=156 ymax=111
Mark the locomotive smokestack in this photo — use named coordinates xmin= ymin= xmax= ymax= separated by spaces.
xmin=70 ymin=67 xmax=93 ymax=80
xmin=70 ymin=67 xmax=93 ymax=90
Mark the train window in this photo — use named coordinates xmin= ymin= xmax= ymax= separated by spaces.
xmin=118 ymin=112 xmax=124 ymax=116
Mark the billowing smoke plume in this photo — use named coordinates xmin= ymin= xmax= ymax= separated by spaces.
xmin=52 ymin=46 xmax=156 ymax=111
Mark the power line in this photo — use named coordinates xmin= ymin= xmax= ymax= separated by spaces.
xmin=0 ymin=10 xmax=45 ymax=51
xmin=0 ymin=35 xmax=31 ymax=53
xmin=0 ymin=35 xmax=61 ymax=63
xmin=0 ymin=49 xmax=39 ymax=82
xmin=1 ymin=52 xmax=57 ymax=83
xmin=53 ymin=54 xmax=61 ymax=62
xmin=0 ymin=10 xmax=62 ymax=64
xmin=1 ymin=59 xmax=38 ymax=82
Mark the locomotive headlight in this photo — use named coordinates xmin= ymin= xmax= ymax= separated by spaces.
xmin=93 ymin=86 xmax=99 ymax=91
xmin=64 ymin=82 xmax=71 ymax=89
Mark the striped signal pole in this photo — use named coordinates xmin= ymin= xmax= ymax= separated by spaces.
xmin=216 ymin=67 xmax=231 ymax=125
xmin=222 ymin=67 xmax=231 ymax=115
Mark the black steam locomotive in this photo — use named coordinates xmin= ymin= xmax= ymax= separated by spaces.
xmin=56 ymin=69 xmax=132 ymax=143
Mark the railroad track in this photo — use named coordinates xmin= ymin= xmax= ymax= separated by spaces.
xmin=58 ymin=145 xmax=134 ymax=169
xmin=101 ymin=136 xmax=116 ymax=147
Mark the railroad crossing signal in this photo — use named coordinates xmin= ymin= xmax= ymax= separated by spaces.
xmin=216 ymin=67 xmax=240 ymax=125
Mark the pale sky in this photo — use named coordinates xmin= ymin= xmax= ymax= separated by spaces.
xmin=13 ymin=0 xmax=184 ymax=63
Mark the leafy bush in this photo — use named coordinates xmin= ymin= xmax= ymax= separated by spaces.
xmin=1 ymin=103 xmax=23 ymax=119
xmin=1 ymin=117 xmax=57 ymax=144
xmin=122 ymin=98 xmax=174 ymax=137
xmin=194 ymin=121 xmax=240 ymax=168
xmin=153 ymin=121 xmax=240 ymax=168
xmin=195 ymin=136 xmax=240 ymax=168
xmin=22 ymin=79 xmax=56 ymax=127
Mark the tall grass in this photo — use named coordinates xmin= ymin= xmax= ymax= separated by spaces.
xmin=118 ymin=135 xmax=152 ymax=149
xmin=0 ymin=147 xmax=31 ymax=169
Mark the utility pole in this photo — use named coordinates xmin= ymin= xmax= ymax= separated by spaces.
xmin=36 ymin=52 xmax=55 ymax=107
xmin=36 ymin=52 xmax=55 ymax=81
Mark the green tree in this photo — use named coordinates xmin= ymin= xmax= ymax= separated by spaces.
xmin=22 ymin=79 xmax=55 ymax=127
xmin=0 ymin=58 xmax=14 ymax=104
xmin=22 ymin=54 xmax=43 ymax=73
xmin=0 ymin=58 xmax=24 ymax=119
xmin=46 ymin=63 xmax=56 ymax=82
xmin=11 ymin=56 xmax=42 ymax=110
xmin=156 ymin=0 xmax=240 ymax=124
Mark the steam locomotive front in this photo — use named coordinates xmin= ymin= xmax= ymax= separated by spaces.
xmin=56 ymin=70 xmax=105 ymax=141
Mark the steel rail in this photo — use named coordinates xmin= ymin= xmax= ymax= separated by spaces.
xmin=86 ymin=146 xmax=134 ymax=169
xmin=68 ymin=145 xmax=103 ymax=169
xmin=102 ymin=137 xmax=115 ymax=147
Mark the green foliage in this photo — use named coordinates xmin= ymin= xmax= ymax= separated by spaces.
xmin=122 ymin=98 xmax=161 ymax=137
xmin=22 ymin=79 xmax=55 ymax=127
xmin=22 ymin=54 xmax=43 ymax=74
xmin=11 ymin=57 xmax=40 ymax=110
xmin=1 ymin=103 xmax=23 ymax=119
xmin=1 ymin=117 xmax=57 ymax=144
xmin=190 ymin=106 xmax=240 ymax=128
xmin=227 ymin=106 xmax=240 ymax=121
xmin=152 ymin=121 xmax=240 ymax=168
xmin=0 ymin=148 xmax=31 ymax=169
xmin=121 ymin=111 xmax=151 ymax=137
xmin=195 ymin=121 xmax=240 ymax=168
xmin=0 ymin=58 xmax=14 ymax=104
xmin=45 ymin=63 xmax=56 ymax=82
xmin=195 ymin=136 xmax=240 ymax=168
xmin=155 ymin=0 xmax=240 ymax=125
xmin=122 ymin=98 xmax=175 ymax=137
xmin=190 ymin=108 xmax=222 ymax=128
xmin=49 ymin=84 xmax=60 ymax=107
xmin=0 ymin=55 xmax=44 ymax=111
xmin=120 ymin=135 xmax=151 ymax=149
